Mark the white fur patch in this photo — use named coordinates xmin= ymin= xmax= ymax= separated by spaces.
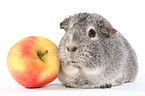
xmin=64 ymin=65 xmax=80 ymax=76
xmin=69 ymin=34 xmax=73 ymax=45
xmin=83 ymin=67 xmax=103 ymax=76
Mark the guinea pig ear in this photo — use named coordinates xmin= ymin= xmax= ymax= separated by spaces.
xmin=99 ymin=20 xmax=117 ymax=37
xmin=60 ymin=18 xmax=69 ymax=30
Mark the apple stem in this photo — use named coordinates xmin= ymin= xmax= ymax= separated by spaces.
xmin=39 ymin=50 xmax=48 ymax=58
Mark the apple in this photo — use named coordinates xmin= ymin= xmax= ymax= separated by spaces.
xmin=7 ymin=36 xmax=60 ymax=88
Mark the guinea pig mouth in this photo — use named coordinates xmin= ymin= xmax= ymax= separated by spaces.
xmin=71 ymin=61 xmax=76 ymax=63
xmin=70 ymin=61 xmax=78 ymax=63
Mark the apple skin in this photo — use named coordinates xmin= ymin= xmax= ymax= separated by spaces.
xmin=7 ymin=36 xmax=60 ymax=88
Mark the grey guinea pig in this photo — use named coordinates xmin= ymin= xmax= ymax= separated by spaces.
xmin=58 ymin=13 xmax=138 ymax=88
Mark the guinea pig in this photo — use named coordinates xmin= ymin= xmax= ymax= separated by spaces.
xmin=58 ymin=13 xmax=138 ymax=88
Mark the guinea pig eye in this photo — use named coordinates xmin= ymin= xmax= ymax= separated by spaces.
xmin=88 ymin=29 xmax=96 ymax=38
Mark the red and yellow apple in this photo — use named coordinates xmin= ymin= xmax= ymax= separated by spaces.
xmin=7 ymin=36 xmax=60 ymax=88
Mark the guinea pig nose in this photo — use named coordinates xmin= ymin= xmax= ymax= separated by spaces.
xmin=72 ymin=46 xmax=77 ymax=52
xmin=67 ymin=46 xmax=77 ymax=52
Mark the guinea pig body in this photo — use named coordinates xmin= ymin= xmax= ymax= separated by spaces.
xmin=58 ymin=13 xmax=138 ymax=88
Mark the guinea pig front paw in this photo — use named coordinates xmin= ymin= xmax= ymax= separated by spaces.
xmin=66 ymin=85 xmax=75 ymax=88
xmin=100 ymin=83 xmax=112 ymax=89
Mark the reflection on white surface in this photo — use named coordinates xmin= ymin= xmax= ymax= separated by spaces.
xmin=0 ymin=73 xmax=145 ymax=96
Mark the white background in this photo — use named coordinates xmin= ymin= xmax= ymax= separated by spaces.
xmin=0 ymin=0 xmax=145 ymax=96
